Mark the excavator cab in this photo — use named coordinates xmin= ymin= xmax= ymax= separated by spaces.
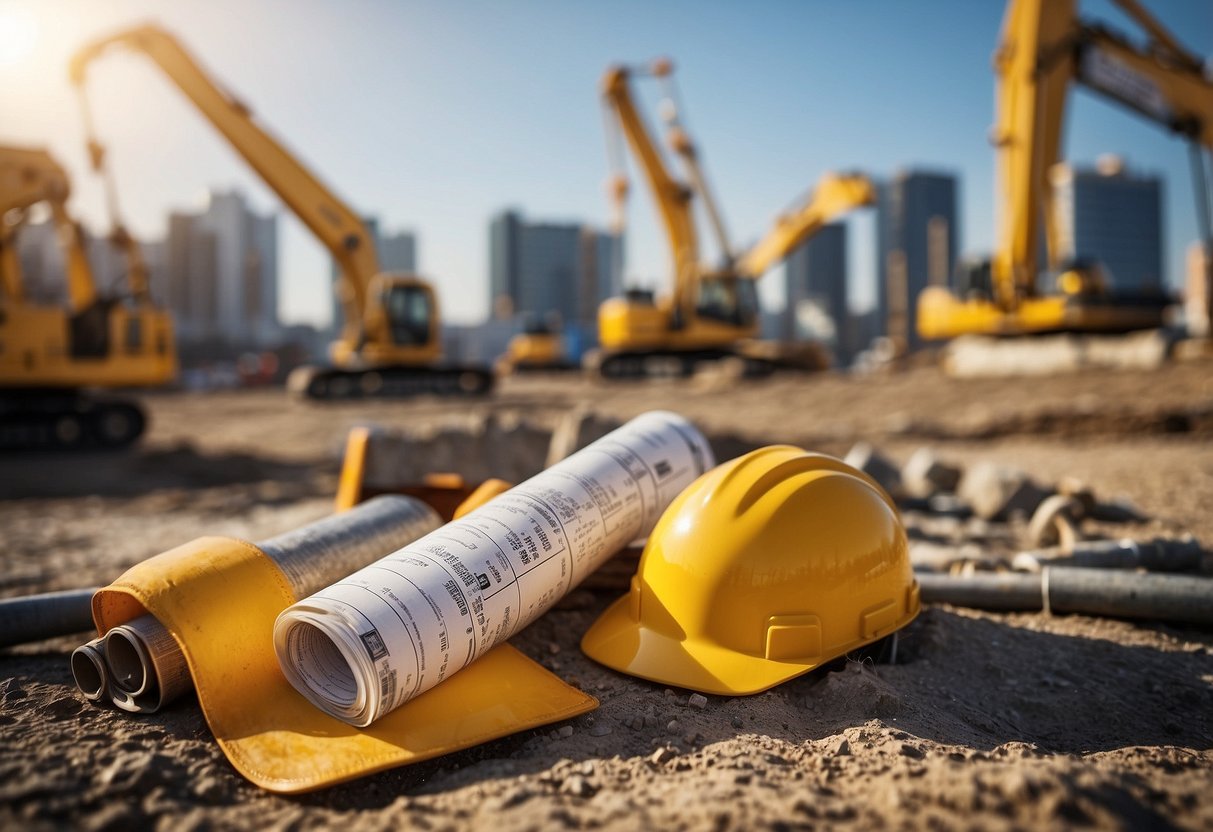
xmin=382 ymin=280 xmax=435 ymax=347
xmin=693 ymin=272 xmax=759 ymax=329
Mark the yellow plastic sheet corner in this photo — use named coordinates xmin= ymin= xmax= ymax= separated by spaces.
xmin=92 ymin=536 xmax=597 ymax=793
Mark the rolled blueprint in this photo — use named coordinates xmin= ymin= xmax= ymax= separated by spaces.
xmin=74 ymin=494 xmax=442 ymax=712
xmin=275 ymin=410 xmax=714 ymax=726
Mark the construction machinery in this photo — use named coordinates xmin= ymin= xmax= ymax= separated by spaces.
xmin=69 ymin=24 xmax=494 ymax=400
xmin=0 ymin=144 xmax=176 ymax=450
xmin=589 ymin=58 xmax=875 ymax=379
xmin=495 ymin=318 xmax=578 ymax=375
xmin=918 ymin=0 xmax=1213 ymax=343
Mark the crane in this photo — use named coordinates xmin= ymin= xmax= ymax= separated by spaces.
xmin=591 ymin=59 xmax=875 ymax=378
xmin=69 ymin=24 xmax=494 ymax=399
xmin=917 ymin=0 xmax=1213 ymax=343
xmin=0 ymin=144 xmax=176 ymax=450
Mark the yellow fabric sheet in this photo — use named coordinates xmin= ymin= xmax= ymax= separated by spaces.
xmin=92 ymin=535 xmax=597 ymax=793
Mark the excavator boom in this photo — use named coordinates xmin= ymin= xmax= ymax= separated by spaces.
xmin=993 ymin=0 xmax=1212 ymax=312
xmin=69 ymin=25 xmax=379 ymax=345
xmin=0 ymin=146 xmax=95 ymax=310
xmin=922 ymin=0 xmax=1212 ymax=343
xmin=70 ymin=24 xmax=493 ymax=398
xmin=737 ymin=173 xmax=876 ymax=278
xmin=601 ymin=63 xmax=701 ymax=319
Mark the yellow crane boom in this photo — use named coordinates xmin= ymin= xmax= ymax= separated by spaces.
xmin=0 ymin=146 xmax=95 ymax=310
xmin=736 ymin=172 xmax=876 ymax=279
xmin=69 ymin=25 xmax=382 ymax=350
xmin=601 ymin=61 xmax=701 ymax=324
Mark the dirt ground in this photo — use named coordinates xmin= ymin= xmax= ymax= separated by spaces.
xmin=2 ymin=361 xmax=1212 ymax=831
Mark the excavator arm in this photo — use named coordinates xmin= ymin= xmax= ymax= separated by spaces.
xmin=992 ymin=0 xmax=1213 ymax=310
xmin=68 ymin=24 xmax=381 ymax=347
xmin=0 ymin=145 xmax=96 ymax=310
xmin=736 ymin=172 xmax=876 ymax=278
xmin=601 ymin=62 xmax=700 ymax=321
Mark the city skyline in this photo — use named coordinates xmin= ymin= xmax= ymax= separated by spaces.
xmin=0 ymin=0 xmax=1209 ymax=327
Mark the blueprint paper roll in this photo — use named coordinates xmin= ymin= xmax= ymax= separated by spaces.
xmin=274 ymin=411 xmax=714 ymax=727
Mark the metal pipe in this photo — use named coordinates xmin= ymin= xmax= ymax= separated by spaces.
xmin=69 ymin=637 xmax=110 ymax=702
xmin=1012 ymin=536 xmax=1203 ymax=572
xmin=104 ymin=623 xmax=152 ymax=695
xmin=918 ymin=567 xmax=1213 ymax=626
xmin=917 ymin=571 xmax=1043 ymax=610
xmin=258 ymin=494 xmax=441 ymax=598
xmin=104 ymin=613 xmax=193 ymax=712
xmin=75 ymin=494 xmax=442 ymax=712
xmin=0 ymin=587 xmax=99 ymax=649
xmin=1047 ymin=567 xmax=1213 ymax=626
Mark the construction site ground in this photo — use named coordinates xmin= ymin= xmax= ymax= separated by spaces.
xmin=2 ymin=361 xmax=1212 ymax=830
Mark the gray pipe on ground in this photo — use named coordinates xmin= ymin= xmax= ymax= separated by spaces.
xmin=917 ymin=567 xmax=1213 ymax=627
xmin=1012 ymin=536 xmax=1203 ymax=572
xmin=0 ymin=588 xmax=99 ymax=649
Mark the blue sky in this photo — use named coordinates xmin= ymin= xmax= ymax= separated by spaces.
xmin=1 ymin=0 xmax=1209 ymax=325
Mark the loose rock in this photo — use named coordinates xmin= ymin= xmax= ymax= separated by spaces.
xmin=559 ymin=775 xmax=597 ymax=798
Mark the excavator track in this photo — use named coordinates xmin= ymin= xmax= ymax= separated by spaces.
xmin=591 ymin=349 xmax=777 ymax=380
xmin=288 ymin=364 xmax=495 ymax=400
xmin=0 ymin=389 xmax=147 ymax=452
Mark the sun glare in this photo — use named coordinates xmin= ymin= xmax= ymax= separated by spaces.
xmin=0 ymin=6 xmax=39 ymax=68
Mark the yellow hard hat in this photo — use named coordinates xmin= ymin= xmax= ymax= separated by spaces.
xmin=581 ymin=446 xmax=920 ymax=695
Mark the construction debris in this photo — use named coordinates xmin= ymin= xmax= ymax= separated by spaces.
xmin=901 ymin=448 xmax=962 ymax=499
xmin=843 ymin=441 xmax=904 ymax=499
xmin=1024 ymin=494 xmax=1083 ymax=549
xmin=958 ymin=462 xmax=1050 ymax=521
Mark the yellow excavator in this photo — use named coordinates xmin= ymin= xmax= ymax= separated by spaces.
xmin=69 ymin=24 xmax=494 ymax=400
xmin=588 ymin=58 xmax=875 ymax=379
xmin=495 ymin=317 xmax=577 ymax=375
xmin=918 ymin=0 xmax=1212 ymax=343
xmin=0 ymin=144 xmax=176 ymax=450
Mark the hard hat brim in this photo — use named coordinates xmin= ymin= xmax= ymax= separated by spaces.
xmin=581 ymin=595 xmax=821 ymax=696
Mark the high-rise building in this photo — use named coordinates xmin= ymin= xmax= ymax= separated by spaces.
xmin=784 ymin=222 xmax=847 ymax=355
xmin=875 ymin=169 xmax=958 ymax=351
xmin=328 ymin=218 xmax=417 ymax=337
xmin=1051 ymin=159 xmax=1163 ymax=293
xmin=579 ymin=228 xmax=623 ymax=324
xmin=194 ymin=190 xmax=278 ymax=345
xmin=163 ymin=190 xmax=278 ymax=347
xmin=489 ymin=210 xmax=521 ymax=319
xmin=488 ymin=209 xmax=621 ymax=330
xmin=166 ymin=211 xmax=218 ymax=341
xmin=519 ymin=222 xmax=581 ymax=326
